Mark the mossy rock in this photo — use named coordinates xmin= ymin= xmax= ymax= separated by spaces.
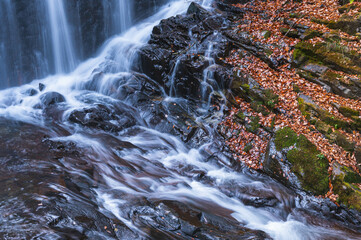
xmin=334 ymin=179 xmax=361 ymax=211
xmin=344 ymin=170 xmax=361 ymax=183
xmin=315 ymin=120 xmax=332 ymax=135
xmin=262 ymin=89 xmax=279 ymax=109
xmin=339 ymin=106 xmax=359 ymax=117
xmin=250 ymin=101 xmax=270 ymax=116
xmin=355 ymin=146 xmax=361 ymax=166
xmin=298 ymin=97 xmax=350 ymax=130
xmin=289 ymin=12 xmax=302 ymax=18
xmin=302 ymin=29 xmax=322 ymax=40
xmin=293 ymin=41 xmax=361 ymax=74
xmin=329 ymin=131 xmax=356 ymax=152
xmin=275 ymin=127 xmax=298 ymax=151
xmin=292 ymin=84 xmax=301 ymax=93
xmin=246 ymin=116 xmax=260 ymax=133
xmin=280 ymin=28 xmax=300 ymax=38
xmin=235 ymin=111 xmax=246 ymax=124
xmin=261 ymin=30 xmax=271 ymax=39
xmin=274 ymin=127 xmax=330 ymax=195
xmin=286 ymin=134 xmax=329 ymax=195
xmin=332 ymin=165 xmax=361 ymax=211
xmin=327 ymin=15 xmax=361 ymax=35
xmin=243 ymin=143 xmax=253 ymax=153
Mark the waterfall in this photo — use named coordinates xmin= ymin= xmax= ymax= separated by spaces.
xmin=115 ymin=0 xmax=133 ymax=33
xmin=46 ymin=0 xmax=77 ymax=74
xmin=103 ymin=0 xmax=133 ymax=36
xmin=0 ymin=0 xmax=22 ymax=89
xmin=0 ymin=1 xmax=359 ymax=239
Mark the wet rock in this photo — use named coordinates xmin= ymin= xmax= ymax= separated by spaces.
xmin=138 ymin=45 xmax=172 ymax=83
xmin=24 ymin=88 xmax=38 ymax=96
xmin=40 ymin=92 xmax=66 ymax=106
xmin=68 ymin=104 xmax=137 ymax=132
xmin=138 ymin=2 xmax=234 ymax=100
xmin=39 ymin=83 xmax=45 ymax=91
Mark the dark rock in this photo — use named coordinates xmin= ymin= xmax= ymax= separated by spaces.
xmin=40 ymin=92 xmax=66 ymax=106
xmin=138 ymin=2 xmax=233 ymax=100
xmin=138 ymin=45 xmax=172 ymax=82
xmin=68 ymin=104 xmax=137 ymax=132
xmin=24 ymin=88 xmax=38 ymax=96
xmin=39 ymin=83 xmax=45 ymax=91
xmin=302 ymin=64 xmax=328 ymax=75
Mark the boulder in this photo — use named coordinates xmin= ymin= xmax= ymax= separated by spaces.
xmin=40 ymin=92 xmax=66 ymax=106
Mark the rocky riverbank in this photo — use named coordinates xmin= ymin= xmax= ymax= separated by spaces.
xmin=137 ymin=0 xmax=361 ymax=214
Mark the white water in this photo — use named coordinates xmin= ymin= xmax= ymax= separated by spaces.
xmin=115 ymin=0 xmax=133 ymax=33
xmin=0 ymin=1 xmax=359 ymax=239
xmin=0 ymin=0 xmax=22 ymax=88
xmin=46 ymin=0 xmax=77 ymax=73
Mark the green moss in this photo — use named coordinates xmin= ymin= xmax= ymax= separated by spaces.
xmin=261 ymin=30 xmax=271 ymax=39
xmin=333 ymin=131 xmax=355 ymax=152
xmin=262 ymin=89 xmax=279 ymax=109
xmin=294 ymin=41 xmax=361 ymax=74
xmin=303 ymin=29 xmax=322 ymax=40
xmin=243 ymin=143 xmax=253 ymax=153
xmin=275 ymin=127 xmax=298 ymax=151
xmin=292 ymin=84 xmax=301 ymax=93
xmin=344 ymin=171 xmax=361 ymax=183
xmin=327 ymin=15 xmax=361 ymax=35
xmin=241 ymin=84 xmax=250 ymax=92
xmin=339 ymin=106 xmax=359 ymax=117
xmin=315 ymin=120 xmax=332 ymax=135
xmin=235 ymin=111 xmax=246 ymax=124
xmin=246 ymin=116 xmax=260 ymax=133
xmin=289 ymin=12 xmax=302 ymax=18
xmin=298 ymin=98 xmax=350 ymax=131
xmin=323 ymin=70 xmax=342 ymax=82
xmin=250 ymin=101 xmax=270 ymax=116
xmin=320 ymin=110 xmax=350 ymax=130
xmin=264 ymin=48 xmax=273 ymax=57
xmin=280 ymin=28 xmax=300 ymax=38
xmin=333 ymin=175 xmax=361 ymax=210
xmin=286 ymin=134 xmax=329 ymax=195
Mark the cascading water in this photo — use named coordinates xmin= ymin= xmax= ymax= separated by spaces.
xmin=0 ymin=1 xmax=360 ymax=239
xmin=0 ymin=0 xmax=22 ymax=89
xmin=103 ymin=0 xmax=133 ymax=36
xmin=46 ymin=0 xmax=77 ymax=74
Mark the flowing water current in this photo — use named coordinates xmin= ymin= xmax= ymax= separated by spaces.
xmin=0 ymin=0 xmax=360 ymax=239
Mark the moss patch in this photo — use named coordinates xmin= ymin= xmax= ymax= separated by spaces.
xmin=293 ymin=41 xmax=361 ymax=74
xmin=332 ymin=131 xmax=356 ymax=152
xmin=275 ymin=127 xmax=329 ymax=195
xmin=315 ymin=120 xmax=332 ymax=135
xmin=298 ymin=98 xmax=351 ymax=131
xmin=275 ymin=127 xmax=298 ymax=151
xmin=262 ymin=89 xmax=279 ymax=109
xmin=243 ymin=143 xmax=253 ymax=153
xmin=286 ymin=134 xmax=329 ymax=195
xmin=333 ymin=168 xmax=361 ymax=211
xmin=280 ymin=28 xmax=300 ymax=38
xmin=303 ymin=29 xmax=322 ymax=40
xmin=339 ymin=106 xmax=359 ymax=117
xmin=246 ymin=116 xmax=260 ymax=133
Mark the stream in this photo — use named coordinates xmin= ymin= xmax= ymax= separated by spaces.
xmin=0 ymin=0 xmax=360 ymax=239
